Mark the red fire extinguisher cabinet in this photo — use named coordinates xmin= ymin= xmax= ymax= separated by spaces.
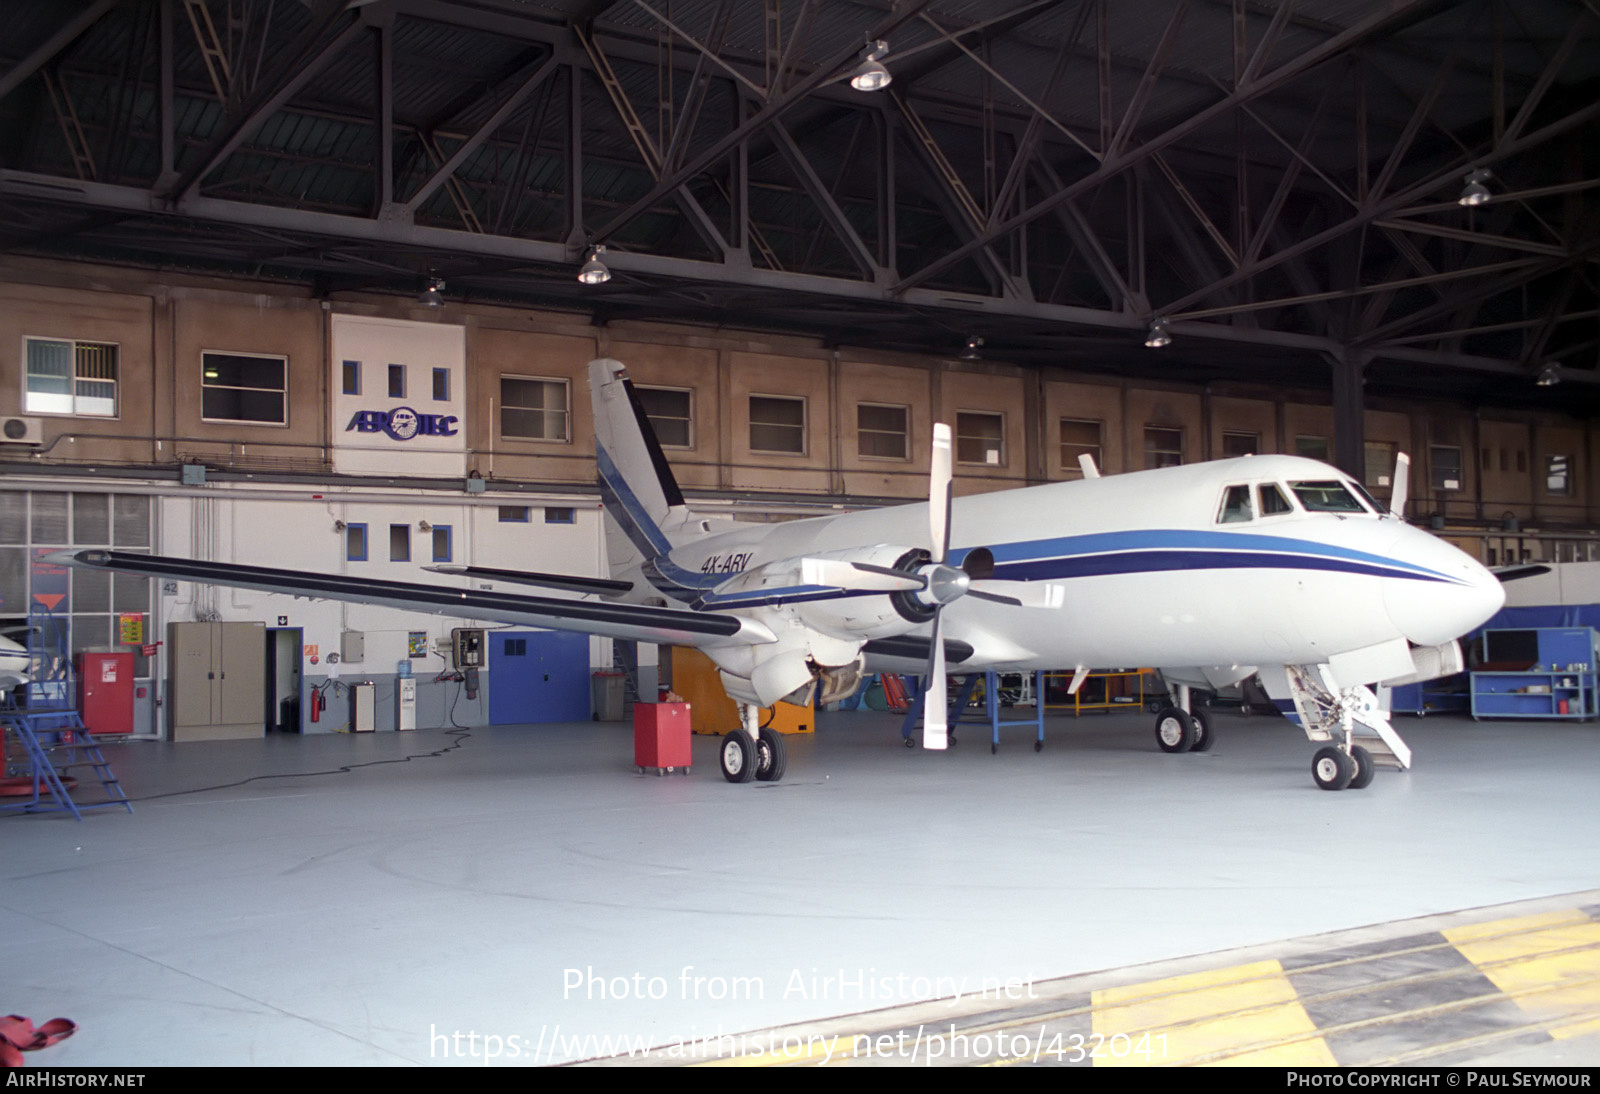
xmin=77 ymin=651 xmax=135 ymax=736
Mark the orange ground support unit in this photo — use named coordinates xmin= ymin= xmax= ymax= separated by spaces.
xmin=664 ymin=647 xmax=813 ymax=735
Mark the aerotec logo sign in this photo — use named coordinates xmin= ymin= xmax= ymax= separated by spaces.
xmin=345 ymin=407 xmax=459 ymax=440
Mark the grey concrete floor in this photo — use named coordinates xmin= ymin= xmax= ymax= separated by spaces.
xmin=2 ymin=707 xmax=1596 ymax=1067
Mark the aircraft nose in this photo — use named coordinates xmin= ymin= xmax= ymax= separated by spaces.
xmin=1382 ymin=528 xmax=1505 ymax=646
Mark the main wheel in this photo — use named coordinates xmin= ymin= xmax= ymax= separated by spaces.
xmin=1189 ymin=707 xmax=1215 ymax=752
xmin=756 ymin=728 xmax=787 ymax=783
xmin=1312 ymin=746 xmax=1355 ymax=791
xmin=720 ymin=730 xmax=757 ymax=783
xmin=1154 ymin=706 xmax=1195 ymax=752
xmin=1348 ymin=744 xmax=1376 ymax=789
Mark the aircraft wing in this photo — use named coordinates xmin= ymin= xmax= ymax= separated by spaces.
xmin=47 ymin=550 xmax=770 ymax=648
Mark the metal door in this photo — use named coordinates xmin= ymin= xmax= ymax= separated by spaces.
xmin=488 ymin=630 xmax=590 ymax=724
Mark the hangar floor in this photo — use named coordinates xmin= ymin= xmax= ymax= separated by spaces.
xmin=2 ymin=707 xmax=1596 ymax=1067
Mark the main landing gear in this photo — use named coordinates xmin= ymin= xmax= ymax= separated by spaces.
xmin=1153 ymin=684 xmax=1213 ymax=754
xmin=720 ymin=705 xmax=787 ymax=784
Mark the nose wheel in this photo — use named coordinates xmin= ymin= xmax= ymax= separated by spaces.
xmin=1312 ymin=744 xmax=1374 ymax=791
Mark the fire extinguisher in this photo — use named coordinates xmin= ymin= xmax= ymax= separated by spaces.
xmin=311 ymin=685 xmax=323 ymax=722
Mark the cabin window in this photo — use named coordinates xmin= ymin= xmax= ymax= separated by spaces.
xmin=1291 ymin=480 xmax=1367 ymax=513
xmin=1258 ymin=483 xmax=1295 ymax=516
xmin=749 ymin=395 xmax=806 ymax=454
xmin=636 ymin=386 xmax=693 ymax=448
xmin=1217 ymin=485 xmax=1253 ymax=524
xmin=1059 ymin=419 xmax=1101 ymax=475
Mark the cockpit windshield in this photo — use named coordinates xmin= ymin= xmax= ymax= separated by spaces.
xmin=1291 ymin=479 xmax=1370 ymax=514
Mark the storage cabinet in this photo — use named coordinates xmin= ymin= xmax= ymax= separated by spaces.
xmin=168 ymin=622 xmax=266 ymax=740
xmin=1469 ymin=627 xmax=1596 ymax=721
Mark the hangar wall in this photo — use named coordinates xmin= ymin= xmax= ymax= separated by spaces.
xmin=2 ymin=256 xmax=1597 ymax=738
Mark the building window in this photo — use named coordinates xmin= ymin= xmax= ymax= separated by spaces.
xmin=545 ymin=507 xmax=576 ymax=524
xmin=432 ymin=368 xmax=450 ymax=402
xmin=1295 ymin=435 xmax=1330 ymax=462
xmin=390 ymin=524 xmax=410 ymax=562
xmin=1365 ymin=441 xmax=1396 ymax=488
xmin=1059 ymin=419 xmax=1101 ymax=475
xmin=432 ymin=525 xmax=452 ymax=562
xmin=1221 ymin=431 xmax=1258 ymax=457
xmin=956 ymin=412 xmax=1004 ymax=465
xmin=635 ymin=386 xmax=693 ymax=448
xmin=858 ymin=404 xmax=909 ymax=460
xmin=501 ymin=377 xmax=570 ymax=441
xmin=1144 ymin=427 xmax=1182 ymax=469
xmin=345 ymin=523 xmax=368 ymax=562
xmin=1431 ymin=446 xmax=1463 ymax=492
xmin=1546 ymin=455 xmax=1572 ymax=496
xmin=342 ymin=360 xmax=361 ymax=396
xmin=388 ymin=364 xmax=406 ymax=398
xmin=24 ymin=338 xmax=118 ymax=417
xmin=749 ymin=395 xmax=806 ymax=454
xmin=201 ymin=351 xmax=287 ymax=425
xmin=498 ymin=506 xmax=530 ymax=523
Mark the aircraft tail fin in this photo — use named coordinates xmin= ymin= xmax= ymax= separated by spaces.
xmin=589 ymin=358 xmax=691 ymax=561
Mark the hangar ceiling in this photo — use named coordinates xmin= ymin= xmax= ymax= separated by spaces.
xmin=2 ymin=0 xmax=1598 ymax=415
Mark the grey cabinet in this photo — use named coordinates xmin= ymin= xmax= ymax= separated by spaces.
xmin=168 ymin=622 xmax=266 ymax=741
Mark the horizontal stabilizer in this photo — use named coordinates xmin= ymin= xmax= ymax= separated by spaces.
xmin=50 ymin=550 xmax=767 ymax=648
xmin=424 ymin=564 xmax=632 ymax=597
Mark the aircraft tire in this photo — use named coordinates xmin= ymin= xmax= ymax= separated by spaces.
xmin=721 ymin=731 xmax=757 ymax=783
xmin=1348 ymin=745 xmax=1376 ymax=789
xmin=1312 ymin=746 xmax=1355 ymax=791
xmin=1154 ymin=706 xmax=1195 ymax=752
xmin=756 ymin=728 xmax=787 ymax=782
xmin=1189 ymin=708 xmax=1215 ymax=752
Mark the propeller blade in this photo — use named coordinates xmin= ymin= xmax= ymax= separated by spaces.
xmin=923 ymin=612 xmax=949 ymax=750
xmin=799 ymin=558 xmax=925 ymax=592
xmin=930 ymin=423 xmax=953 ymax=565
xmin=967 ymin=580 xmax=1065 ymax=610
xmin=1390 ymin=452 xmax=1410 ymax=518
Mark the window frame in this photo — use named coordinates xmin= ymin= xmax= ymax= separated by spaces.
xmin=389 ymin=523 xmax=411 ymax=562
xmin=1430 ymin=445 xmax=1464 ymax=493
xmin=500 ymin=375 xmax=572 ymax=443
xmin=431 ymin=524 xmax=453 ymax=563
xmin=956 ymin=410 xmax=1005 ymax=467
xmin=1143 ymin=426 xmax=1183 ymax=469
xmin=200 ymin=349 xmax=289 ymax=427
xmin=388 ymin=363 xmax=406 ymax=399
xmin=545 ymin=507 xmax=576 ymax=525
xmin=634 ymin=385 xmax=695 ymax=449
xmin=1545 ymin=454 xmax=1573 ymax=497
xmin=857 ymin=402 xmax=910 ymax=462
xmin=497 ymin=506 xmax=531 ymax=523
xmin=1295 ymin=435 xmax=1331 ymax=462
xmin=345 ymin=523 xmax=368 ymax=562
xmin=1059 ymin=417 xmax=1102 ymax=476
xmin=22 ymin=336 xmax=120 ymax=419
xmin=748 ymin=393 xmax=807 ymax=456
xmin=342 ymin=359 xmax=361 ymax=396
xmin=432 ymin=367 xmax=450 ymax=402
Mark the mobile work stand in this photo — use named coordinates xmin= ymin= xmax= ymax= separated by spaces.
xmin=898 ymin=671 xmax=1047 ymax=753
xmin=1 ymin=708 xmax=133 ymax=820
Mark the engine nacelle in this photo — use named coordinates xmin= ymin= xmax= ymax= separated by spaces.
xmin=788 ymin=545 xmax=936 ymax=641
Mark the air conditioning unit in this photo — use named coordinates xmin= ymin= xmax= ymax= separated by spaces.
xmin=0 ymin=417 xmax=42 ymax=445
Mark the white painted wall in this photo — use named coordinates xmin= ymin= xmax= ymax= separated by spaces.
xmin=330 ymin=315 xmax=467 ymax=477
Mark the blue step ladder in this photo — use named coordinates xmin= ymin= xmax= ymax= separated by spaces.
xmin=1 ymin=709 xmax=133 ymax=820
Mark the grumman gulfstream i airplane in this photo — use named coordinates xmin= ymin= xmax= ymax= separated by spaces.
xmin=54 ymin=358 xmax=1506 ymax=791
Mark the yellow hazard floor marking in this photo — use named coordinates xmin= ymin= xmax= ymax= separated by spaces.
xmin=1445 ymin=910 xmax=1600 ymax=1042
xmin=1091 ymin=959 xmax=1336 ymax=1067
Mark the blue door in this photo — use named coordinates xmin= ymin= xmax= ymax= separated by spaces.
xmin=488 ymin=630 xmax=591 ymax=724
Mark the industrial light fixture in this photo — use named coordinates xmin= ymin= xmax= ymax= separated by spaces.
xmin=418 ymin=520 xmax=432 ymax=532
xmin=419 ymin=276 xmax=445 ymax=306
xmin=850 ymin=40 xmax=892 ymax=92
xmin=1537 ymin=363 xmax=1561 ymax=387
xmin=959 ymin=335 xmax=984 ymax=361
xmin=1458 ymin=169 xmax=1492 ymax=207
xmin=1144 ymin=318 xmax=1172 ymax=348
xmin=578 ymin=246 xmax=611 ymax=285
xmin=333 ymin=520 xmax=346 ymax=532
